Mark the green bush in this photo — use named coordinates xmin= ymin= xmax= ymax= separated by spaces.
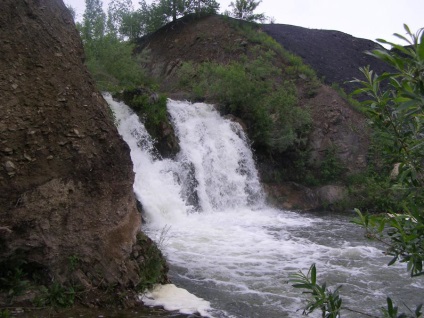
xmin=290 ymin=264 xmax=342 ymax=318
xmin=0 ymin=255 xmax=30 ymax=298
xmin=319 ymin=147 xmax=346 ymax=183
xmin=134 ymin=233 xmax=168 ymax=292
xmin=131 ymin=94 xmax=167 ymax=125
xmin=84 ymin=35 xmax=148 ymax=91
xmin=34 ymin=282 xmax=75 ymax=308
xmin=0 ymin=267 xmax=30 ymax=298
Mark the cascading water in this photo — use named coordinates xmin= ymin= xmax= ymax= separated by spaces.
xmin=105 ymin=94 xmax=423 ymax=318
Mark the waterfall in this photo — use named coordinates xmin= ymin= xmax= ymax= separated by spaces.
xmin=107 ymin=95 xmax=264 ymax=224
xmin=167 ymin=100 xmax=264 ymax=212
xmin=105 ymin=94 xmax=423 ymax=318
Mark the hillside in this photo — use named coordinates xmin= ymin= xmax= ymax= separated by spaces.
xmin=133 ymin=14 xmax=392 ymax=210
xmin=262 ymin=23 xmax=392 ymax=94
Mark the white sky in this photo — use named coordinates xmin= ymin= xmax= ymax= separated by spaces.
xmin=65 ymin=0 xmax=423 ymax=45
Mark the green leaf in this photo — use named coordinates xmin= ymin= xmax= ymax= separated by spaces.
xmin=417 ymin=33 xmax=424 ymax=61
xmin=311 ymin=264 xmax=317 ymax=285
xmin=403 ymin=24 xmax=411 ymax=34
xmin=388 ymin=255 xmax=398 ymax=266
xmin=415 ymin=303 xmax=423 ymax=316
xmin=393 ymin=32 xmax=411 ymax=45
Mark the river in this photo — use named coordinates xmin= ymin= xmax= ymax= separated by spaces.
xmin=105 ymin=94 xmax=423 ymax=318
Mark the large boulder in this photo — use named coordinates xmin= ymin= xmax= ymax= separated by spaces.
xmin=0 ymin=0 xmax=163 ymax=301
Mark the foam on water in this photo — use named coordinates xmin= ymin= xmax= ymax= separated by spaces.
xmin=141 ymin=284 xmax=213 ymax=317
xmin=106 ymin=94 xmax=423 ymax=318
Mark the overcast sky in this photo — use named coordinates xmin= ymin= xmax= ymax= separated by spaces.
xmin=65 ymin=0 xmax=423 ymax=45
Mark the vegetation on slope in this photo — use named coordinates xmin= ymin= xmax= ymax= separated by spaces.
xmin=173 ymin=18 xmax=320 ymax=159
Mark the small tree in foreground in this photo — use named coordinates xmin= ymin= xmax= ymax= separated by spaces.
xmin=352 ymin=24 xmax=424 ymax=278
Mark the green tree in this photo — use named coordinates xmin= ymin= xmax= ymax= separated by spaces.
xmin=142 ymin=0 xmax=186 ymax=24
xmin=184 ymin=0 xmax=220 ymax=15
xmin=82 ymin=0 xmax=106 ymax=42
xmin=107 ymin=0 xmax=132 ymax=36
xmin=229 ymin=0 xmax=266 ymax=22
xmin=351 ymin=24 xmax=424 ymax=278
xmin=137 ymin=0 xmax=169 ymax=33
xmin=106 ymin=0 xmax=145 ymax=40
xmin=136 ymin=0 xmax=219 ymax=34
xmin=159 ymin=0 xmax=186 ymax=21
xmin=80 ymin=0 xmax=147 ymax=90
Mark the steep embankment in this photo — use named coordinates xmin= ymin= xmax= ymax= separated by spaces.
xmin=134 ymin=15 xmax=389 ymax=210
xmin=0 ymin=0 xmax=166 ymax=307
xmin=262 ymin=23 xmax=392 ymax=95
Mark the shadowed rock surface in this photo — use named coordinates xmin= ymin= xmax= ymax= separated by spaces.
xmin=262 ymin=23 xmax=393 ymax=95
xmin=0 ymin=0 xmax=166 ymax=306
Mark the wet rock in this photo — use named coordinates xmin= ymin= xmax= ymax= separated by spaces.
xmin=316 ymin=185 xmax=347 ymax=208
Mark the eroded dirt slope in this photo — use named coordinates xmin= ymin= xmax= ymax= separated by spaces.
xmin=262 ymin=23 xmax=393 ymax=94
xmin=0 ymin=0 xmax=165 ymax=305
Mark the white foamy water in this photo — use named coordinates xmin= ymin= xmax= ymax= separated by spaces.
xmin=105 ymin=94 xmax=423 ymax=318
xmin=141 ymin=284 xmax=213 ymax=317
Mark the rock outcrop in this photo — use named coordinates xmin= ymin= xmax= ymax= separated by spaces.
xmin=0 ymin=0 xmax=164 ymax=303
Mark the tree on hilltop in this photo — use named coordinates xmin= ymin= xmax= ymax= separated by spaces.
xmin=229 ymin=0 xmax=266 ymax=22
xmin=82 ymin=0 xmax=106 ymax=42
xmin=185 ymin=0 xmax=220 ymax=15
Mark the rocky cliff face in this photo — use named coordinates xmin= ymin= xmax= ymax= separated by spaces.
xmin=0 ymin=0 xmax=164 ymax=304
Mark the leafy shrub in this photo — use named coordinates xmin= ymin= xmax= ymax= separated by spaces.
xmin=83 ymin=34 xmax=148 ymax=92
xmin=134 ymin=233 xmax=168 ymax=292
xmin=319 ymin=147 xmax=346 ymax=183
xmin=290 ymin=264 xmax=342 ymax=318
xmin=131 ymin=94 xmax=168 ymax=130
xmin=351 ymin=24 xmax=424 ymax=275
xmin=0 ymin=267 xmax=30 ymax=298
xmin=0 ymin=255 xmax=31 ymax=298
xmin=34 ymin=282 xmax=75 ymax=308
xmin=291 ymin=24 xmax=424 ymax=318
xmin=291 ymin=263 xmax=423 ymax=317
xmin=0 ymin=310 xmax=10 ymax=318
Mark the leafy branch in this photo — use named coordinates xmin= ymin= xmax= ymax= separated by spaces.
xmin=289 ymin=264 xmax=342 ymax=318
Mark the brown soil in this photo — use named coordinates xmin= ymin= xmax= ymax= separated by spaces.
xmin=0 ymin=0 xmax=166 ymax=309
xmin=135 ymin=14 xmax=253 ymax=96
